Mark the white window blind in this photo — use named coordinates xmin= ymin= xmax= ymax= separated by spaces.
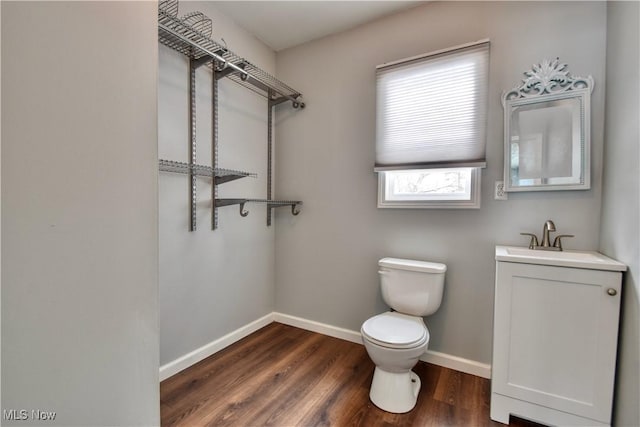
xmin=375 ymin=41 xmax=490 ymax=171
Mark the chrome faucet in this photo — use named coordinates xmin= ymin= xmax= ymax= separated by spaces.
xmin=541 ymin=220 xmax=556 ymax=247
xmin=520 ymin=220 xmax=574 ymax=251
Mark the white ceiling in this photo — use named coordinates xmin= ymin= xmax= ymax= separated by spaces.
xmin=213 ymin=1 xmax=425 ymax=52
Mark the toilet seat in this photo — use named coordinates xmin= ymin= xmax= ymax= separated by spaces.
xmin=362 ymin=312 xmax=428 ymax=349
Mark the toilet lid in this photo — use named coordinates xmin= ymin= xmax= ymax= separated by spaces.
xmin=361 ymin=312 xmax=428 ymax=349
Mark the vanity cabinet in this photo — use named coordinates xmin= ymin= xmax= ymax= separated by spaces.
xmin=491 ymin=248 xmax=625 ymax=426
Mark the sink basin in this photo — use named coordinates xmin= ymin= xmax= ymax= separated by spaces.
xmin=496 ymin=246 xmax=627 ymax=271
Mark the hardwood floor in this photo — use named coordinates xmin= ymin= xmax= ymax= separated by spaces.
xmin=161 ymin=323 xmax=542 ymax=427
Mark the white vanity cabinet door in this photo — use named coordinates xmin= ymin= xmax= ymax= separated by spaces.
xmin=491 ymin=261 xmax=621 ymax=425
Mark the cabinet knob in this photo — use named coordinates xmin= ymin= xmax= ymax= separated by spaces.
xmin=607 ymin=288 xmax=617 ymax=296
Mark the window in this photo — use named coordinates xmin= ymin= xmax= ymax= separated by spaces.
xmin=379 ymin=167 xmax=481 ymax=208
xmin=375 ymin=41 xmax=489 ymax=208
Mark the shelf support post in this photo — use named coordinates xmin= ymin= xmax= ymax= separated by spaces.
xmin=267 ymin=89 xmax=274 ymax=226
xmin=189 ymin=58 xmax=197 ymax=231
xmin=212 ymin=64 xmax=219 ymax=230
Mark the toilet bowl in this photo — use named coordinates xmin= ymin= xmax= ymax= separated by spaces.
xmin=361 ymin=311 xmax=430 ymax=413
xmin=361 ymin=258 xmax=446 ymax=413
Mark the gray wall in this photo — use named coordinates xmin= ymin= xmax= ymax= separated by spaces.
xmin=600 ymin=2 xmax=640 ymax=426
xmin=1 ymin=0 xmax=3 ymax=412
xmin=1 ymin=2 xmax=159 ymax=426
xmin=274 ymin=1 xmax=607 ymax=364
xmin=159 ymin=2 xmax=278 ymax=365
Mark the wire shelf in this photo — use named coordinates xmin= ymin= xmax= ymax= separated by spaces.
xmin=159 ymin=159 xmax=257 ymax=184
xmin=159 ymin=0 xmax=178 ymax=17
xmin=158 ymin=10 xmax=304 ymax=105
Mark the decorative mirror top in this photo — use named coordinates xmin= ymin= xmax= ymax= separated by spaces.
xmin=503 ymin=58 xmax=594 ymax=104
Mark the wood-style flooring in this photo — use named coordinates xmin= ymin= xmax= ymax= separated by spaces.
xmin=161 ymin=322 xmax=542 ymax=427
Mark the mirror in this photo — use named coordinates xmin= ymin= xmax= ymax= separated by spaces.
xmin=503 ymin=58 xmax=593 ymax=191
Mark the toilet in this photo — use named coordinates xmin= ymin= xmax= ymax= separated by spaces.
xmin=361 ymin=257 xmax=446 ymax=413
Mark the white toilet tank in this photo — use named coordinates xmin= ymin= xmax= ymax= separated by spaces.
xmin=379 ymin=258 xmax=446 ymax=317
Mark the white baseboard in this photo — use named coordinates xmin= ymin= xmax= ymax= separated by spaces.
xmin=272 ymin=312 xmax=362 ymax=344
xmin=160 ymin=311 xmax=491 ymax=381
xmin=421 ymin=349 xmax=491 ymax=379
xmin=159 ymin=313 xmax=274 ymax=381
xmin=273 ymin=312 xmax=491 ymax=379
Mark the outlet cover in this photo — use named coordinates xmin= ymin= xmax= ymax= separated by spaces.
xmin=495 ymin=181 xmax=508 ymax=200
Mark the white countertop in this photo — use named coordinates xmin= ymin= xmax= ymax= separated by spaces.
xmin=495 ymin=245 xmax=627 ymax=272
